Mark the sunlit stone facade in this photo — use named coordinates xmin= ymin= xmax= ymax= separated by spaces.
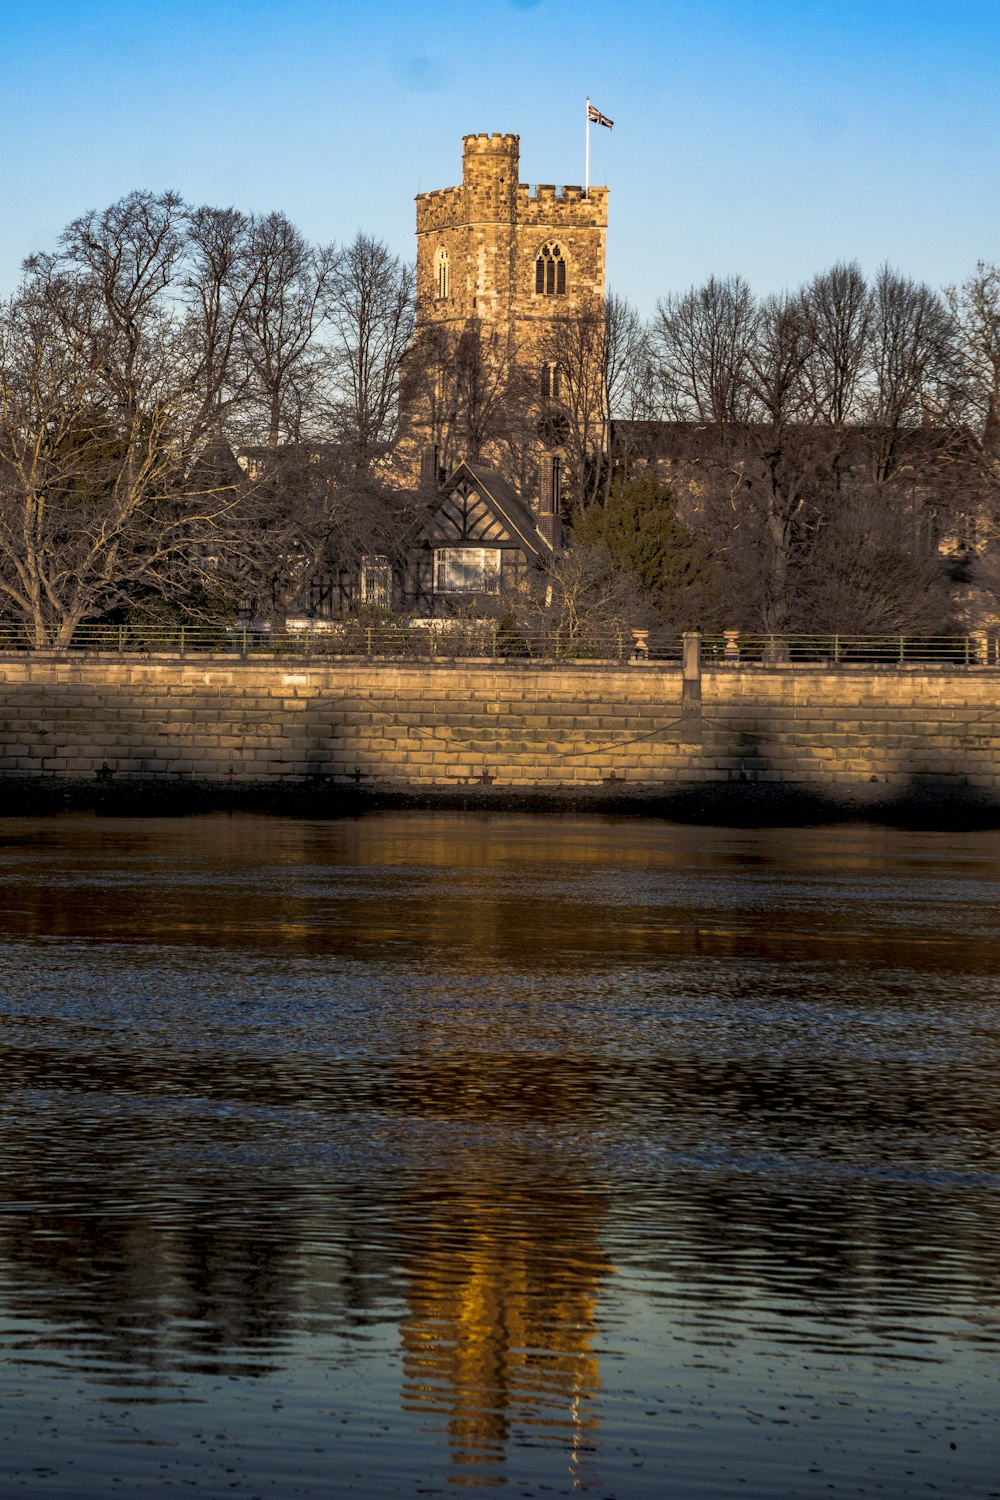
xmin=415 ymin=133 xmax=607 ymax=349
xmin=398 ymin=133 xmax=608 ymax=514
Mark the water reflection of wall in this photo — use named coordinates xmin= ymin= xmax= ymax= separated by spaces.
xmin=7 ymin=814 xmax=998 ymax=978
xmin=0 ymin=1087 xmax=400 ymax=1378
xmin=2 ymin=1029 xmax=999 ymax=1396
xmin=399 ymin=1178 xmax=608 ymax=1485
xmin=2 ymin=811 xmax=1000 ymax=1424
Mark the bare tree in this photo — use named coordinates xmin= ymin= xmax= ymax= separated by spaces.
xmin=397 ymin=322 xmax=457 ymax=479
xmin=652 ymin=274 xmax=757 ymax=430
xmin=797 ymin=480 xmax=955 ymax=633
xmin=650 ymin=277 xmax=817 ymax=629
xmin=941 ymin=262 xmax=1000 ymax=550
xmin=232 ymin=446 xmax=401 ymax=623
xmin=535 ymin=309 xmax=608 ymax=507
xmin=512 ymin=538 xmax=646 ymax=652
xmin=741 ymin=291 xmax=817 ymax=629
xmin=532 ymin=294 xmax=651 ymax=511
xmin=237 ymin=212 xmax=336 ymax=448
xmin=605 ymin=293 xmax=650 ymax=415
xmin=947 ymin=262 xmax=1000 ymax=444
xmin=646 ymin=266 xmax=970 ymax=631
xmin=0 ymin=194 xmax=425 ymax=643
xmin=451 ymin=321 xmax=523 ymax=463
xmin=803 ymin=261 xmax=870 ymax=430
xmin=862 ymin=266 xmax=958 ymax=487
xmin=325 ymin=233 xmax=414 ymax=470
xmin=0 ymin=255 xmax=241 ymax=645
xmin=603 ymin=291 xmax=656 ymax=487
xmin=181 ymin=204 xmax=261 ymax=435
xmin=399 ymin=317 xmax=528 ymax=479
xmin=52 ymin=190 xmax=187 ymax=426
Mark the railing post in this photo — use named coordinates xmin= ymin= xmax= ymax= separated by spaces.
xmin=179 ymin=626 xmax=186 ymax=653
xmin=899 ymin=636 xmax=905 ymax=663
xmin=681 ymin=628 xmax=702 ymax=744
xmin=833 ymin=633 xmax=840 ymax=664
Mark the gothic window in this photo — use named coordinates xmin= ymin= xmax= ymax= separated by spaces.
xmin=540 ymin=362 xmax=562 ymax=400
xmin=436 ymin=247 xmax=449 ymax=300
xmin=535 ymin=242 xmax=567 ymax=296
xmin=548 ymin=456 xmax=563 ymax=516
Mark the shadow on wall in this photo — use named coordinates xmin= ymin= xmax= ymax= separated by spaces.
xmin=727 ymin=728 xmax=769 ymax=782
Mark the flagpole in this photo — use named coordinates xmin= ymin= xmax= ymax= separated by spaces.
xmin=585 ymin=95 xmax=590 ymax=197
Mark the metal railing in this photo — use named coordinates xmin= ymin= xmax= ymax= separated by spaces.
xmin=0 ymin=619 xmax=661 ymax=661
xmin=0 ymin=621 xmax=994 ymax=665
xmin=701 ymin=633 xmax=992 ymax=665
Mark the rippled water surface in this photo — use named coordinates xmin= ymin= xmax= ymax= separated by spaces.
xmin=1 ymin=811 xmax=999 ymax=1498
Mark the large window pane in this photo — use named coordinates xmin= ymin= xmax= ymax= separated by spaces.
xmin=434 ymin=547 xmax=502 ymax=593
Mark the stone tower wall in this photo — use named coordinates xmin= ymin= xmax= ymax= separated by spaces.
xmin=403 ymin=132 xmax=609 ymax=497
xmin=414 ymin=133 xmax=607 ymax=362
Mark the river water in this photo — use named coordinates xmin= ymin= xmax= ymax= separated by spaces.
xmin=0 ymin=811 xmax=998 ymax=1499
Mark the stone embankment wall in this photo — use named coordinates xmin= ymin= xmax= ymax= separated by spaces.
xmin=1 ymin=651 xmax=1000 ymax=805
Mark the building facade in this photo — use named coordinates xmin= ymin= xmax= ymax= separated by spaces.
xmin=398 ymin=133 xmax=609 ymax=534
xmin=415 ymin=132 xmax=607 ymax=353
xmin=399 ymin=460 xmax=552 ymax=615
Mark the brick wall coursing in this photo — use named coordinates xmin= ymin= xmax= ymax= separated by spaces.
xmin=2 ymin=654 xmax=1000 ymax=797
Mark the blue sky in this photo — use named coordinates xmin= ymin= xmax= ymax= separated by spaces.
xmin=1 ymin=0 xmax=998 ymax=314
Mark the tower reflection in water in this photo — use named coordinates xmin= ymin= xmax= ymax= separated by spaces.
xmin=400 ymin=1172 xmax=608 ymax=1486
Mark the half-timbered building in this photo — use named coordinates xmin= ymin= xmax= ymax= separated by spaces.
xmin=401 ymin=461 xmax=554 ymax=614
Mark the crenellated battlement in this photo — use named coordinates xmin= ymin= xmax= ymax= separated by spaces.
xmin=462 ymin=132 xmax=519 ymax=153
xmin=416 ymin=185 xmax=464 ymax=233
xmin=417 ymin=181 xmax=609 ymax=232
xmin=521 ymin=183 xmax=608 ymax=204
xmin=515 ymin=183 xmax=608 ymax=226
xmin=419 ymin=186 xmax=463 ymax=202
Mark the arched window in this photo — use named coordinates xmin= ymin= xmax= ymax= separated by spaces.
xmin=535 ymin=242 xmax=567 ymax=296
xmin=539 ymin=362 xmax=562 ymax=400
xmin=436 ymin=247 xmax=449 ymax=300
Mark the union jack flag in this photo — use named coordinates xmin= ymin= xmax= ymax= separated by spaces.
xmin=587 ymin=103 xmax=614 ymax=129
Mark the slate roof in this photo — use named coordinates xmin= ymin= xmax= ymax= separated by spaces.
xmin=611 ymin=419 xmax=978 ymax=469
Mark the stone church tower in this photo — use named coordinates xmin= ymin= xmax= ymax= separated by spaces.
xmin=399 ymin=133 xmax=608 ymax=534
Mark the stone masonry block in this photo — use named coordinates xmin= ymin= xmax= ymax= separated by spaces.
xmin=3 ymin=656 xmax=1000 ymax=801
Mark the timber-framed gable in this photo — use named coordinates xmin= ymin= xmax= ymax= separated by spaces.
xmin=401 ymin=461 xmax=552 ymax=614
